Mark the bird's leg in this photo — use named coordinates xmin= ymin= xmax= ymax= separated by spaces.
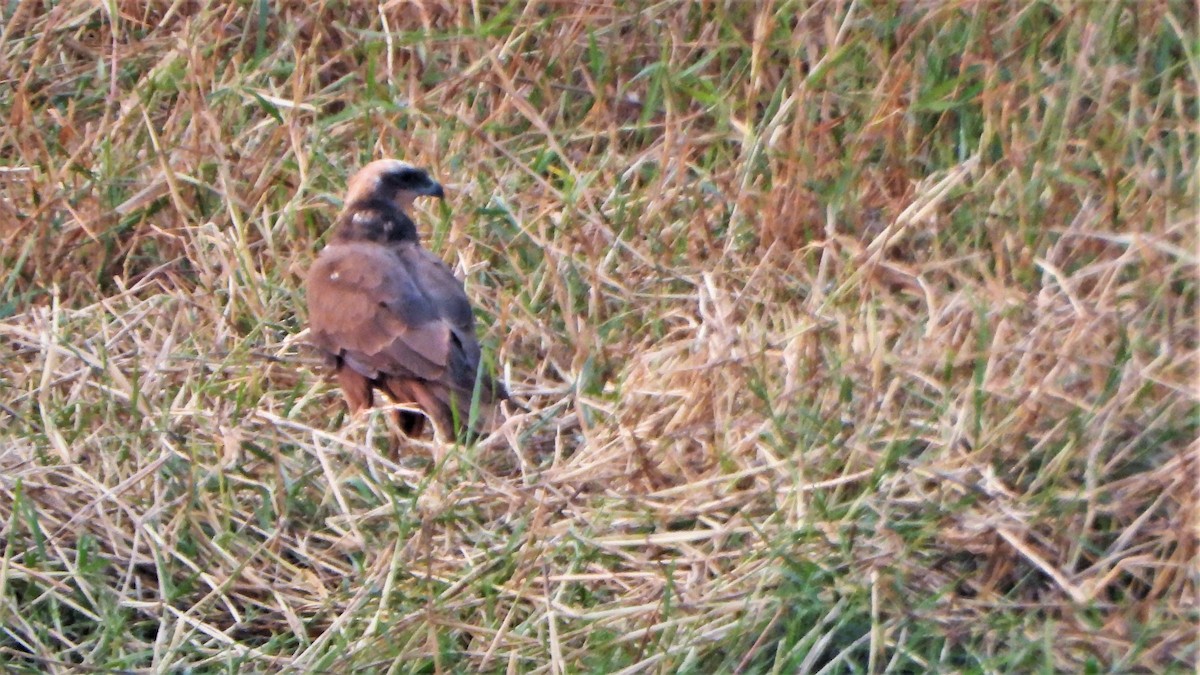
xmin=380 ymin=376 xmax=428 ymax=438
xmin=408 ymin=382 xmax=457 ymax=443
xmin=335 ymin=363 xmax=373 ymax=416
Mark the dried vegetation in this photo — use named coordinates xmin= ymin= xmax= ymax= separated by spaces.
xmin=0 ymin=0 xmax=1196 ymax=672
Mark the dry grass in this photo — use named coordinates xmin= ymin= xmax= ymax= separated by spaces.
xmin=1 ymin=0 xmax=1196 ymax=672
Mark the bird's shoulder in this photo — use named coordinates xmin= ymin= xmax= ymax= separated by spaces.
xmin=307 ymin=240 xmax=472 ymax=328
xmin=391 ymin=245 xmax=477 ymax=326
xmin=308 ymin=240 xmax=406 ymax=287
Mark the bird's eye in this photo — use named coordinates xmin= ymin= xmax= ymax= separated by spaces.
xmin=385 ymin=168 xmax=428 ymax=191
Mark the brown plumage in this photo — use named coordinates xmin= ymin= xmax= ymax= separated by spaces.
xmin=305 ymin=159 xmax=506 ymax=440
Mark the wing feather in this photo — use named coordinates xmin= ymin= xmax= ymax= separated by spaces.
xmin=306 ymin=240 xmax=493 ymax=400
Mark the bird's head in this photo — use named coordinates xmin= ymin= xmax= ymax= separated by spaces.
xmin=345 ymin=159 xmax=445 ymax=213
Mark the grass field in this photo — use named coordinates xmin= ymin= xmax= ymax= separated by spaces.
xmin=1 ymin=1 xmax=1196 ymax=672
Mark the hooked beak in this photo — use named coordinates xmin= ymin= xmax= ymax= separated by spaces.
xmin=424 ymin=181 xmax=445 ymax=200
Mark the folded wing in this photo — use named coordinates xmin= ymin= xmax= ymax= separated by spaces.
xmin=306 ymin=241 xmax=501 ymax=412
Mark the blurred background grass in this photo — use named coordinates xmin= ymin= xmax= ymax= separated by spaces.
xmin=0 ymin=1 xmax=1196 ymax=672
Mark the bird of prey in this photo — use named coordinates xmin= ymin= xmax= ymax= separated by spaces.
xmin=305 ymin=159 xmax=506 ymax=440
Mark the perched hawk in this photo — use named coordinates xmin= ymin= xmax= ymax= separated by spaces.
xmin=305 ymin=159 xmax=506 ymax=440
